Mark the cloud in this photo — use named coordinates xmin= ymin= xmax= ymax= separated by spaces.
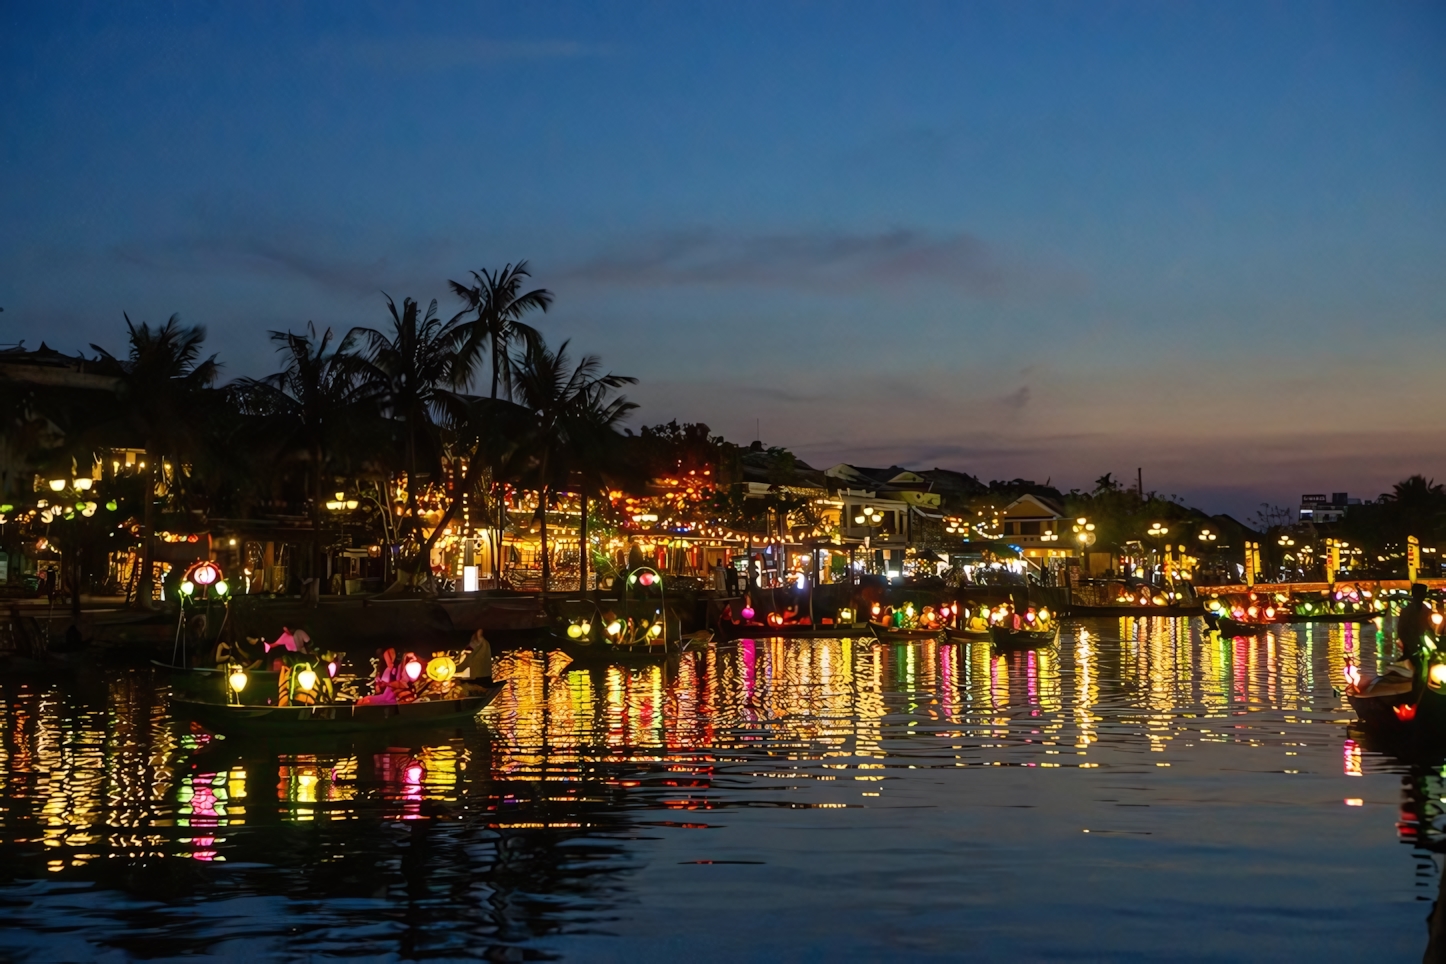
xmin=1000 ymin=385 xmax=1031 ymax=410
xmin=561 ymin=227 xmax=1083 ymax=297
xmin=323 ymin=36 xmax=616 ymax=71
xmin=113 ymin=236 xmax=399 ymax=295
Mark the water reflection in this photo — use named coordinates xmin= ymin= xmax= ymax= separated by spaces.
xmin=0 ymin=617 xmax=1431 ymax=960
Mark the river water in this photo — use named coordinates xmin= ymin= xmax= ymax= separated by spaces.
xmin=0 ymin=617 xmax=1435 ymax=962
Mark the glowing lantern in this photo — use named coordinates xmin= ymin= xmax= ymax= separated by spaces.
xmin=649 ymin=623 xmax=663 ymax=637
xmin=567 ymin=623 xmax=583 ymax=638
xmin=426 ymin=656 xmax=456 ymax=682
xmin=1429 ymin=664 xmax=1446 ymax=688
xmin=580 ymin=622 xmax=591 ymax=635
xmin=1394 ymin=703 xmax=1418 ymax=722
xmin=296 ymin=668 xmax=318 ymax=691
xmin=191 ymin=562 xmax=220 ymax=586
xmin=606 ymin=620 xmax=623 ymax=637
xmin=327 ymin=660 xmax=338 ymax=677
xmin=740 ymin=606 xmax=755 ymax=621
xmin=214 ymin=580 xmax=229 ymax=596
xmin=638 ymin=571 xmax=656 ymax=587
xmin=404 ymin=659 xmax=423 ymax=681
xmin=228 ymin=669 xmax=248 ymax=692
xmin=767 ymin=612 xmax=785 ymax=627
xmin=105 ymin=500 xmax=118 ymax=511
xmin=838 ymin=608 xmax=854 ymax=623
xmin=180 ymin=581 xmax=195 ymax=596
xmin=48 ymin=479 xmax=65 ymax=492
xmin=1434 ymin=613 xmax=1444 ymax=627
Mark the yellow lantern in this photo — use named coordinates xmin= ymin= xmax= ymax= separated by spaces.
xmin=426 ymin=656 xmax=456 ymax=682
xmin=296 ymin=668 xmax=318 ymax=691
xmin=228 ymin=668 xmax=248 ymax=692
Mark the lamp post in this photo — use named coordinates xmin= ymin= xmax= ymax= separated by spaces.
xmin=1146 ymin=522 xmax=1170 ymax=585
xmin=853 ymin=505 xmax=885 ymax=574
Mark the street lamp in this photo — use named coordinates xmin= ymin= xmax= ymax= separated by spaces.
xmin=1072 ymin=517 xmax=1096 ymax=547
xmin=854 ymin=505 xmax=886 ymax=574
xmin=1198 ymin=527 xmax=1217 ymax=543
xmin=854 ymin=506 xmax=884 ymax=526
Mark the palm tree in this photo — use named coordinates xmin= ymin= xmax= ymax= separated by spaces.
xmin=448 ymin=262 xmax=553 ymax=399
xmin=510 ymin=337 xmax=635 ymax=592
xmin=562 ymin=388 xmax=638 ymax=593
xmin=343 ymin=296 xmax=463 ymax=565
xmin=233 ymin=322 xmax=379 ymax=586
xmin=91 ymin=315 xmax=220 ymax=609
xmin=422 ymin=391 xmax=536 ymax=591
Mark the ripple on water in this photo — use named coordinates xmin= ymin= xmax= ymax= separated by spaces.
xmin=0 ymin=617 xmax=1430 ymax=962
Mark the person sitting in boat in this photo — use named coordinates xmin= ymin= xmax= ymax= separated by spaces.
xmin=267 ymin=626 xmax=306 ymax=654
xmin=1397 ymin=583 xmax=1438 ymax=676
xmin=357 ymin=646 xmax=412 ymax=705
xmin=456 ymin=629 xmax=493 ymax=684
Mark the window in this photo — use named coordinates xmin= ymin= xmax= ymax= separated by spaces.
xmin=1021 ymin=521 xmax=1041 ymax=536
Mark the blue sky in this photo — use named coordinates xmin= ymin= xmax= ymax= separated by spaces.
xmin=2 ymin=1 xmax=1443 ymax=514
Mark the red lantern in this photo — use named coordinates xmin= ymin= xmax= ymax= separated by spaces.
xmin=1394 ymin=703 xmax=1418 ymax=722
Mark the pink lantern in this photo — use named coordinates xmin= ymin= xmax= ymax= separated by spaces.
xmin=741 ymin=606 xmax=756 ymax=621
xmin=404 ymin=659 xmax=423 ymax=681
xmin=190 ymin=561 xmax=220 ymax=586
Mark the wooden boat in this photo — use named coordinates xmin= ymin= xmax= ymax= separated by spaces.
xmin=945 ymin=626 xmax=993 ymax=642
xmin=152 ymin=660 xmax=282 ymax=705
xmin=1205 ymin=614 xmax=1272 ymax=637
xmin=989 ymin=623 xmax=1060 ymax=650
xmin=1288 ymin=611 xmax=1384 ymax=623
xmin=868 ymin=622 xmax=942 ymax=643
xmin=719 ymin=622 xmax=860 ymax=641
xmin=171 ymin=684 xmax=505 ymax=736
xmin=1071 ymin=604 xmax=1202 ymax=617
xmin=1345 ymin=674 xmax=1446 ymax=753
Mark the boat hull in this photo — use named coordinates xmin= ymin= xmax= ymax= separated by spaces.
xmin=944 ymin=628 xmax=993 ymax=642
xmin=172 ymin=685 xmax=505 ymax=736
xmin=1211 ymin=616 xmax=1272 ymax=637
xmin=1071 ymin=605 xmax=1202 ymax=617
xmin=868 ymin=623 xmax=942 ymax=643
xmin=989 ymin=624 xmax=1060 ymax=650
xmin=1347 ymin=684 xmax=1446 ymax=756
xmin=720 ymin=622 xmax=859 ymax=640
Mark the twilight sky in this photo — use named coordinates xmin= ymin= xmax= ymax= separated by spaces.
xmin=2 ymin=2 xmax=1443 ymax=516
